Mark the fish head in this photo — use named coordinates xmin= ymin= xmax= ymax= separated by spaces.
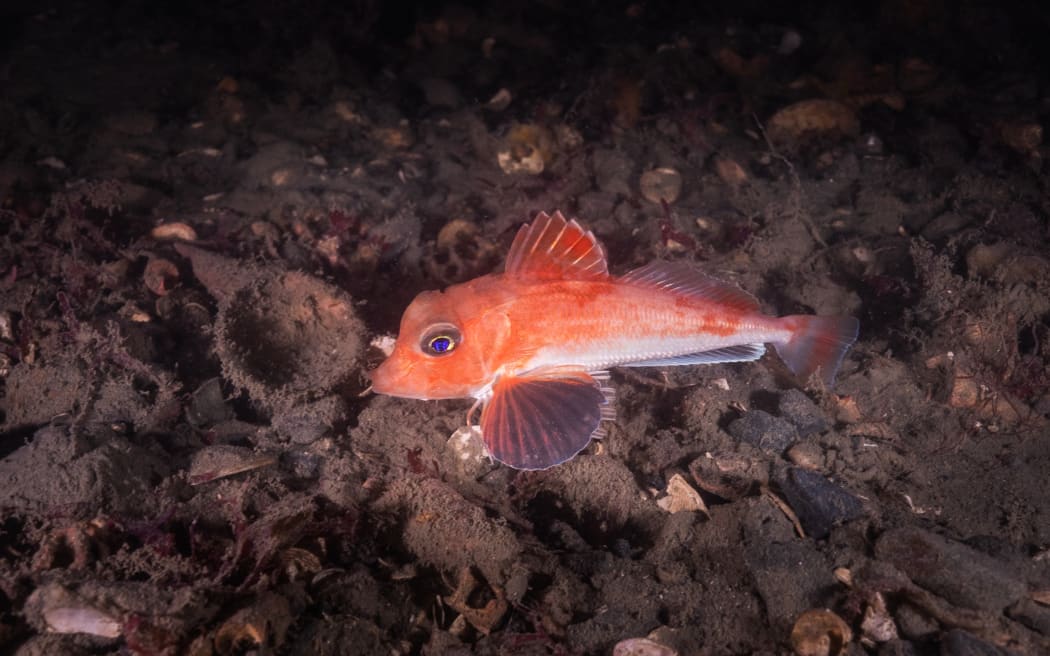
xmin=370 ymin=283 xmax=510 ymax=400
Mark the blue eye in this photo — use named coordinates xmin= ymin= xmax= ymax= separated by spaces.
xmin=429 ymin=336 xmax=453 ymax=353
xmin=421 ymin=324 xmax=461 ymax=356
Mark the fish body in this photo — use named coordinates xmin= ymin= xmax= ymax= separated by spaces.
xmin=371 ymin=212 xmax=858 ymax=470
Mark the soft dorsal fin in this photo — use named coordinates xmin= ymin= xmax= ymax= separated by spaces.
xmin=504 ymin=211 xmax=608 ymax=280
xmin=619 ymin=261 xmax=761 ymax=313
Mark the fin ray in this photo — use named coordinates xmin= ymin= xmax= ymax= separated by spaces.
xmin=619 ymin=261 xmax=760 ymax=313
xmin=774 ymin=315 xmax=859 ymax=386
xmin=505 ymin=211 xmax=608 ymax=280
xmin=479 ymin=369 xmax=610 ymax=470
xmin=624 ymin=343 xmax=766 ymax=367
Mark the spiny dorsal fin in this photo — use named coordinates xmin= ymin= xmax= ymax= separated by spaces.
xmin=619 ymin=261 xmax=761 ymax=313
xmin=504 ymin=211 xmax=608 ymax=280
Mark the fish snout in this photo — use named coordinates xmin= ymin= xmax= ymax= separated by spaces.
xmin=368 ymin=359 xmax=399 ymax=395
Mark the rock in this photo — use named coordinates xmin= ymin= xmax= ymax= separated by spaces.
xmin=1007 ymin=597 xmax=1050 ymax=637
xmin=272 ymin=395 xmax=348 ymax=444
xmin=592 ymin=148 xmax=634 ymax=196
xmin=0 ymin=426 xmax=170 ymax=516
xmin=212 ymin=269 xmax=366 ymax=411
xmin=778 ymin=389 xmax=829 ymax=437
xmin=728 ymin=409 xmax=798 ymax=454
xmin=373 ymin=478 xmax=523 ymax=586
xmin=185 ymin=377 xmax=235 ymax=428
xmin=744 ymin=498 xmax=835 ymax=633
xmin=875 ymin=527 xmax=1027 ymax=612
xmin=940 ymin=629 xmax=1013 ymax=656
xmin=778 ymin=467 xmax=864 ymax=539
xmin=418 ymin=76 xmax=462 ymax=108
xmin=878 ymin=639 xmax=921 ymax=656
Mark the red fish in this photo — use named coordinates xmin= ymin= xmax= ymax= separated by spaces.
xmin=370 ymin=211 xmax=858 ymax=470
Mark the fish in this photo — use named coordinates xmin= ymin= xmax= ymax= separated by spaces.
xmin=370 ymin=211 xmax=859 ymax=471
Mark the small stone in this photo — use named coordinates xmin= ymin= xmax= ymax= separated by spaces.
xmin=778 ymin=467 xmax=864 ymax=539
xmin=728 ymin=409 xmax=798 ymax=454
xmin=778 ymin=389 xmax=829 ymax=437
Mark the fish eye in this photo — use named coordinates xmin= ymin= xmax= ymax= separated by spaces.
xmin=420 ymin=323 xmax=461 ymax=357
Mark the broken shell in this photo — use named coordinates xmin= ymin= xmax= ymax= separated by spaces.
xmin=447 ymin=425 xmax=486 ymax=465
xmin=425 ymin=219 xmax=501 ymax=284
xmin=497 ymin=123 xmax=553 ymax=175
xmin=689 ymin=452 xmax=767 ymax=500
xmin=214 ymin=593 xmax=293 ymax=653
xmin=371 ymin=125 xmax=415 ymax=149
xmin=0 ymin=310 xmax=14 ymax=342
xmin=443 ymin=568 xmax=508 ymax=636
xmin=554 ymin=123 xmax=584 ymax=150
xmin=656 ymin=473 xmax=709 ymax=515
xmin=714 ymin=157 xmax=749 ymax=189
xmin=1000 ymin=121 xmax=1043 ymax=156
xmin=44 ymin=605 xmax=122 ymax=638
xmin=188 ymin=445 xmax=277 ymax=485
xmin=613 ymin=637 xmax=678 ymax=656
xmin=768 ymin=100 xmax=860 ymax=145
xmin=150 ymin=222 xmax=197 ymax=241
xmin=790 ymin=609 xmax=852 ymax=656
xmin=277 ymin=547 xmax=323 ymax=580
xmin=639 ymin=167 xmax=683 ymax=204
xmin=486 ymin=88 xmax=512 ymax=111
xmin=143 ymin=257 xmax=180 ymax=296
xmin=860 ymin=593 xmax=898 ymax=644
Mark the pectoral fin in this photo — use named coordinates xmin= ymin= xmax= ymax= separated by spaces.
xmin=479 ymin=370 xmax=612 ymax=470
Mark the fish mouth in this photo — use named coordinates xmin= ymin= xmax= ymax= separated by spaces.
xmin=368 ymin=358 xmax=415 ymax=397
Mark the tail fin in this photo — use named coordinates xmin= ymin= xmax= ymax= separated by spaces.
xmin=773 ymin=315 xmax=859 ymax=386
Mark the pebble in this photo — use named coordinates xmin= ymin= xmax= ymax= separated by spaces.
xmin=778 ymin=466 xmax=864 ymax=539
xmin=727 ymin=409 xmax=798 ymax=454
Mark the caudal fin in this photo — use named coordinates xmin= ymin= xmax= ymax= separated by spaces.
xmin=773 ymin=315 xmax=859 ymax=386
